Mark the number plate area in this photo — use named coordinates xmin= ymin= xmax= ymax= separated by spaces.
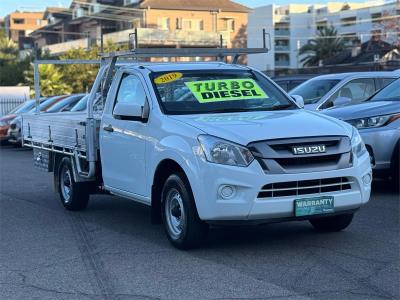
xmin=294 ymin=196 xmax=334 ymax=217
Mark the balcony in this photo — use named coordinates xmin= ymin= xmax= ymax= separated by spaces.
xmin=43 ymin=38 xmax=89 ymax=55
xmin=274 ymin=45 xmax=290 ymax=52
xmin=274 ymin=29 xmax=290 ymax=36
xmin=103 ymin=28 xmax=230 ymax=47
xmin=41 ymin=28 xmax=231 ymax=55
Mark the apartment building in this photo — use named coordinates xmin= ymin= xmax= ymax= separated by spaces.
xmin=4 ymin=11 xmax=47 ymax=50
xmin=30 ymin=0 xmax=249 ymax=57
xmin=248 ymin=1 xmax=399 ymax=72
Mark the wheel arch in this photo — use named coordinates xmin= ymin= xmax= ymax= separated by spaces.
xmin=151 ymin=159 xmax=192 ymax=224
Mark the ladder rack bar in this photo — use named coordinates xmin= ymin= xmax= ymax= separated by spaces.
xmin=101 ymin=48 xmax=268 ymax=59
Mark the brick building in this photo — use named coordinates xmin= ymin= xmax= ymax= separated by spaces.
xmin=30 ymin=0 xmax=249 ymax=58
xmin=4 ymin=11 xmax=47 ymax=50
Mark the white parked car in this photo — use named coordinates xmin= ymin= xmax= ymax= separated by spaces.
xmin=22 ymin=53 xmax=372 ymax=249
xmin=289 ymin=72 xmax=399 ymax=111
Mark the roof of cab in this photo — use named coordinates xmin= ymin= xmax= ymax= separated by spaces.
xmin=309 ymin=71 xmax=400 ymax=81
xmin=120 ymin=62 xmax=249 ymax=73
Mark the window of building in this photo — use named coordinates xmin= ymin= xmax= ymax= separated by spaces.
xmin=221 ymin=19 xmax=235 ymax=31
xmin=371 ymin=12 xmax=382 ymax=23
xmin=274 ymin=53 xmax=290 ymax=66
xmin=182 ymin=19 xmax=204 ymax=31
xmin=341 ymin=33 xmax=357 ymax=45
xmin=157 ymin=17 xmax=170 ymax=30
xmin=341 ymin=16 xmax=357 ymax=27
xmin=13 ymin=18 xmax=25 ymax=24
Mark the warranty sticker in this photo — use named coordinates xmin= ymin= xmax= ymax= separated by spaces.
xmin=185 ymin=79 xmax=267 ymax=103
xmin=154 ymin=72 xmax=183 ymax=84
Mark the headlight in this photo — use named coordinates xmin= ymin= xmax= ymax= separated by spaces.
xmin=349 ymin=113 xmax=400 ymax=129
xmin=351 ymin=128 xmax=367 ymax=157
xmin=198 ymin=135 xmax=254 ymax=167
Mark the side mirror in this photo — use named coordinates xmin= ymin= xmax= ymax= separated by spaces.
xmin=113 ymin=101 xmax=149 ymax=121
xmin=333 ymin=96 xmax=351 ymax=107
xmin=291 ymin=95 xmax=304 ymax=108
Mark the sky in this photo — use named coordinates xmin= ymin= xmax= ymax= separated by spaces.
xmin=0 ymin=0 xmax=367 ymax=17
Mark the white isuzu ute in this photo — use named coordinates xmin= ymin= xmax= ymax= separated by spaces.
xmin=22 ymin=48 xmax=372 ymax=249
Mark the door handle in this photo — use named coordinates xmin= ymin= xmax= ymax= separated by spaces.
xmin=103 ymin=124 xmax=114 ymax=132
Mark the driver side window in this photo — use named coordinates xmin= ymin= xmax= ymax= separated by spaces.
xmin=114 ymin=74 xmax=146 ymax=109
xmin=324 ymin=78 xmax=375 ymax=109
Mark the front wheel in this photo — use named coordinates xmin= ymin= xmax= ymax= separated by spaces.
xmin=161 ymin=173 xmax=208 ymax=249
xmin=309 ymin=213 xmax=354 ymax=232
xmin=58 ymin=157 xmax=89 ymax=211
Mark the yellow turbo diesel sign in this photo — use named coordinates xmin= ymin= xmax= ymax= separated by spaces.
xmin=185 ymin=79 xmax=267 ymax=103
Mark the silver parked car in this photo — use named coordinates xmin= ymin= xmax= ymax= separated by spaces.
xmin=290 ymin=72 xmax=399 ymax=111
xmin=323 ymin=78 xmax=400 ymax=182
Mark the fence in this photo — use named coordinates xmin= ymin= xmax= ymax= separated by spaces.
xmin=0 ymin=98 xmax=27 ymax=116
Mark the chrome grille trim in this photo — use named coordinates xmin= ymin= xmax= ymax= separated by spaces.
xmin=258 ymin=177 xmax=353 ymax=198
xmin=248 ymin=136 xmax=352 ymax=174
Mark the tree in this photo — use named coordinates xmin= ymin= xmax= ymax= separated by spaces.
xmin=0 ymin=31 xmax=18 ymax=63
xmin=59 ymin=40 xmax=127 ymax=93
xmin=0 ymin=29 xmax=30 ymax=86
xmin=299 ymin=26 xmax=346 ymax=67
xmin=24 ymin=64 xmax=72 ymax=96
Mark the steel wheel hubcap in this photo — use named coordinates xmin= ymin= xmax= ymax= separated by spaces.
xmin=165 ymin=189 xmax=185 ymax=239
xmin=61 ymin=166 xmax=72 ymax=203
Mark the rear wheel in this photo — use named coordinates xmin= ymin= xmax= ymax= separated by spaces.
xmin=161 ymin=173 xmax=208 ymax=249
xmin=309 ymin=213 xmax=354 ymax=232
xmin=58 ymin=157 xmax=89 ymax=211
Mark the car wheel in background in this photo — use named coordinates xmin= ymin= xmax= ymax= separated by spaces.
xmin=391 ymin=141 xmax=399 ymax=191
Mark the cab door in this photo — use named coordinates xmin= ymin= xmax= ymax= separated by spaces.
xmin=100 ymin=71 xmax=149 ymax=198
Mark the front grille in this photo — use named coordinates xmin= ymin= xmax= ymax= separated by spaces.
xmin=258 ymin=177 xmax=353 ymax=198
xmin=248 ymin=136 xmax=352 ymax=174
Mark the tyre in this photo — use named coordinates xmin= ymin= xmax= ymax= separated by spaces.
xmin=391 ymin=143 xmax=399 ymax=190
xmin=161 ymin=173 xmax=208 ymax=249
xmin=309 ymin=213 xmax=354 ymax=232
xmin=58 ymin=157 xmax=89 ymax=211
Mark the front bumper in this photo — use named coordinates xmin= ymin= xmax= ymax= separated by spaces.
xmin=359 ymin=126 xmax=400 ymax=171
xmin=192 ymin=152 xmax=372 ymax=221
xmin=7 ymin=127 xmax=21 ymax=144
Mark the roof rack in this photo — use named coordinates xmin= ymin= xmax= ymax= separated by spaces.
xmin=100 ymin=29 xmax=270 ymax=64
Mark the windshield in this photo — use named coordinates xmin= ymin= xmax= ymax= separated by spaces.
xmin=290 ymin=79 xmax=340 ymax=104
xmin=371 ymin=79 xmax=400 ymax=101
xmin=46 ymin=94 xmax=84 ymax=113
xmin=29 ymin=96 xmax=65 ymax=112
xmin=151 ymin=70 xmax=296 ymax=115
xmin=70 ymin=95 xmax=89 ymax=112
xmin=8 ymin=100 xmax=35 ymax=114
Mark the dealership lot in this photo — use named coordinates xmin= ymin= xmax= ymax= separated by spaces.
xmin=0 ymin=145 xmax=399 ymax=300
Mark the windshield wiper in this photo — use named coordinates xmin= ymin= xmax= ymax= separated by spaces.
xmin=268 ymin=104 xmax=296 ymax=110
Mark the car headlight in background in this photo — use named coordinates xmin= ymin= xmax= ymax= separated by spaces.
xmin=351 ymin=128 xmax=367 ymax=158
xmin=198 ymin=135 xmax=254 ymax=167
xmin=349 ymin=113 xmax=400 ymax=129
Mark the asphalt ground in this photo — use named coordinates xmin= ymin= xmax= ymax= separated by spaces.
xmin=0 ymin=145 xmax=399 ymax=300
